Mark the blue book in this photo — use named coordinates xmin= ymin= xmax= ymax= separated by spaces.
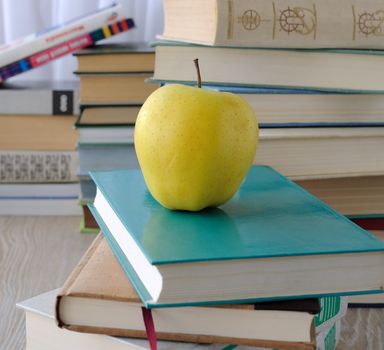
xmin=89 ymin=165 xmax=384 ymax=308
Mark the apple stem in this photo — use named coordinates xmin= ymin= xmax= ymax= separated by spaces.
xmin=194 ymin=59 xmax=202 ymax=88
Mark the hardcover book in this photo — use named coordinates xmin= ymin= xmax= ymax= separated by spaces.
xmin=160 ymin=0 xmax=384 ymax=49
xmin=150 ymin=82 xmax=384 ymax=127
xmin=152 ymin=41 xmax=384 ymax=92
xmin=74 ymin=42 xmax=155 ymax=73
xmin=0 ymin=115 xmax=78 ymax=151
xmin=0 ymin=80 xmax=79 ymax=115
xmin=0 ymin=150 xmax=78 ymax=183
xmin=76 ymin=72 xmax=158 ymax=104
xmin=18 ymin=289 xmax=341 ymax=350
xmin=56 ymin=234 xmax=321 ymax=349
xmin=89 ymin=165 xmax=384 ymax=308
xmin=294 ymin=177 xmax=384 ymax=217
xmin=256 ymin=127 xmax=384 ymax=179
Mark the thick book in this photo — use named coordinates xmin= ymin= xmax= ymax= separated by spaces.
xmin=76 ymin=72 xmax=158 ymax=104
xmin=0 ymin=150 xmax=78 ymax=183
xmin=89 ymin=165 xmax=384 ymax=308
xmin=0 ymin=115 xmax=78 ymax=151
xmin=294 ymin=176 xmax=384 ymax=217
xmin=18 ymin=290 xmax=338 ymax=350
xmin=0 ymin=182 xmax=79 ymax=199
xmin=152 ymin=41 xmax=384 ymax=93
xmin=74 ymin=43 xmax=155 ymax=73
xmin=0 ymin=3 xmax=123 ymax=68
xmin=256 ymin=127 xmax=384 ymax=179
xmin=56 ymin=233 xmax=321 ymax=349
xmin=76 ymin=106 xmax=137 ymax=144
xmin=160 ymin=0 xmax=384 ymax=49
xmin=0 ymin=80 xmax=79 ymax=115
xmin=151 ymin=83 xmax=384 ymax=127
xmin=76 ymin=105 xmax=141 ymax=126
xmin=0 ymin=198 xmax=81 ymax=215
xmin=0 ymin=18 xmax=135 ymax=81
xmin=77 ymin=143 xmax=138 ymax=178
xmin=349 ymin=231 xmax=384 ymax=307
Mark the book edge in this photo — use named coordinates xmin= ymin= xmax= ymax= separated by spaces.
xmin=55 ymin=233 xmax=104 ymax=327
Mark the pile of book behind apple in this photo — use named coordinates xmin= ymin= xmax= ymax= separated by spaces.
xmin=0 ymin=80 xmax=80 ymax=215
xmin=18 ymin=165 xmax=384 ymax=350
xmin=72 ymin=42 xmax=157 ymax=232
xmin=150 ymin=0 xmax=384 ymax=233
xmin=0 ymin=3 xmax=136 ymax=215
xmin=149 ymin=0 xmax=384 ymax=305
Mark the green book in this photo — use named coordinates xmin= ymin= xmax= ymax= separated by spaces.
xmin=89 ymin=165 xmax=384 ymax=308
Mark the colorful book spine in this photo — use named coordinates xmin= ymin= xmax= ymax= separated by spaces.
xmin=0 ymin=18 xmax=135 ymax=81
xmin=0 ymin=3 xmax=124 ymax=67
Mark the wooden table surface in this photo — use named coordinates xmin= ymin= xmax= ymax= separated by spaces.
xmin=0 ymin=216 xmax=383 ymax=350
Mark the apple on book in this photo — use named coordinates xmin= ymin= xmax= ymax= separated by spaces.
xmin=134 ymin=59 xmax=259 ymax=211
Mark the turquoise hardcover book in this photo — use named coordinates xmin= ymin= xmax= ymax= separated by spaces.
xmin=89 ymin=166 xmax=384 ymax=308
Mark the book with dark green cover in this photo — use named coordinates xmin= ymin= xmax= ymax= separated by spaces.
xmin=89 ymin=165 xmax=384 ymax=308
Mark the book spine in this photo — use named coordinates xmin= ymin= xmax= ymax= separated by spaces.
xmin=0 ymin=18 xmax=135 ymax=82
xmin=215 ymin=0 xmax=384 ymax=48
xmin=0 ymin=89 xmax=79 ymax=115
xmin=0 ymin=3 xmax=124 ymax=67
xmin=0 ymin=151 xmax=79 ymax=183
xmin=315 ymin=321 xmax=340 ymax=350
xmin=314 ymin=296 xmax=348 ymax=334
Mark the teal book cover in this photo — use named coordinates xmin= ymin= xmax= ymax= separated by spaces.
xmin=90 ymin=166 xmax=383 ymax=264
xmin=89 ymin=166 xmax=384 ymax=307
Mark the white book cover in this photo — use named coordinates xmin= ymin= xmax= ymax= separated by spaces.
xmin=0 ymin=3 xmax=124 ymax=68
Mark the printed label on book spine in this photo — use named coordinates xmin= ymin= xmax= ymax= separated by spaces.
xmin=0 ymin=152 xmax=78 ymax=182
xmin=53 ymin=91 xmax=74 ymax=115
xmin=30 ymin=34 xmax=93 ymax=68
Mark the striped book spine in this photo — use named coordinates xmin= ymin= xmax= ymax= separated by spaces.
xmin=0 ymin=18 xmax=135 ymax=81
xmin=314 ymin=296 xmax=348 ymax=334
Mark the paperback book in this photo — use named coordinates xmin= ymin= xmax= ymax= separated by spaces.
xmin=0 ymin=18 xmax=135 ymax=81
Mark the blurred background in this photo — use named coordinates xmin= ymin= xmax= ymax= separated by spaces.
xmin=0 ymin=0 xmax=164 ymax=81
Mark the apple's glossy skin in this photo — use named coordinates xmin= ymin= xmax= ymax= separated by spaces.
xmin=134 ymin=84 xmax=259 ymax=211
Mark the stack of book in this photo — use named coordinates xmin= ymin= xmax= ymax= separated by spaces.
xmin=20 ymin=165 xmax=384 ymax=350
xmin=73 ymin=43 xmax=157 ymax=232
xmin=0 ymin=80 xmax=80 ymax=215
xmin=151 ymin=0 xmax=384 ymax=232
xmin=47 ymin=165 xmax=384 ymax=350
xmin=152 ymin=0 xmax=384 ymax=309
xmin=0 ymin=3 xmax=137 ymax=215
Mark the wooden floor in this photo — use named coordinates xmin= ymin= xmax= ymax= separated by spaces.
xmin=0 ymin=216 xmax=383 ymax=350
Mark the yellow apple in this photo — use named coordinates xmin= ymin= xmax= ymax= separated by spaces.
xmin=134 ymin=83 xmax=258 ymax=211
